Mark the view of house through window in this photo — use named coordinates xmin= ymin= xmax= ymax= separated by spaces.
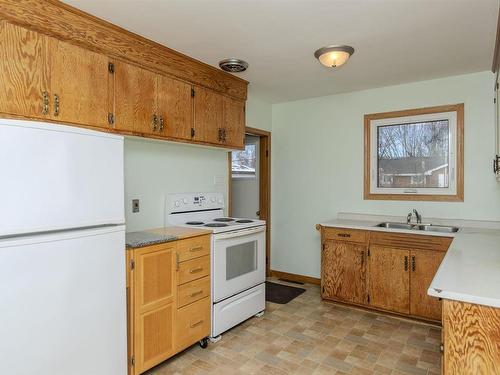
xmin=377 ymin=120 xmax=450 ymax=189
xmin=232 ymin=144 xmax=256 ymax=178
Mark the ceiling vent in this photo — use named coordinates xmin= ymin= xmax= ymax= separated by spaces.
xmin=219 ymin=58 xmax=249 ymax=73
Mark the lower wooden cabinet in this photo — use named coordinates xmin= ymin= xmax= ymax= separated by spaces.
xmin=175 ymin=297 xmax=211 ymax=351
xmin=410 ymin=249 xmax=445 ymax=320
xmin=321 ymin=240 xmax=366 ymax=304
xmin=319 ymin=226 xmax=451 ymax=322
xmin=442 ymin=299 xmax=500 ymax=374
xmin=127 ymin=234 xmax=211 ymax=375
xmin=368 ymin=246 xmax=410 ymax=314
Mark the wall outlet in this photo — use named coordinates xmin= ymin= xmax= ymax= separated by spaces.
xmin=132 ymin=199 xmax=140 ymax=213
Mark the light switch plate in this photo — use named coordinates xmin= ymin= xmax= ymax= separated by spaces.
xmin=132 ymin=199 xmax=140 ymax=213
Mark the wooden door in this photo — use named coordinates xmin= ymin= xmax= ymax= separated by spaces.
xmin=368 ymin=246 xmax=410 ymax=314
xmin=223 ymin=96 xmax=245 ymax=149
xmin=49 ymin=39 xmax=109 ymax=128
xmin=322 ymin=240 xmax=367 ymax=304
xmin=410 ymin=249 xmax=445 ymax=320
xmin=113 ymin=61 xmax=157 ymax=135
xmin=156 ymin=75 xmax=193 ymax=140
xmin=193 ymin=86 xmax=223 ymax=144
xmin=133 ymin=244 xmax=176 ymax=374
xmin=0 ymin=22 xmax=50 ymax=119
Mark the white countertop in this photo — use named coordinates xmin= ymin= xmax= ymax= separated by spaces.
xmin=319 ymin=213 xmax=500 ymax=308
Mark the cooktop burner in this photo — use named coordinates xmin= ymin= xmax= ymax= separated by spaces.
xmin=186 ymin=221 xmax=204 ymax=225
xmin=214 ymin=217 xmax=234 ymax=222
xmin=204 ymin=223 xmax=229 ymax=227
xmin=236 ymin=219 xmax=254 ymax=223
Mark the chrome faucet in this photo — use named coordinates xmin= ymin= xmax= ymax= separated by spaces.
xmin=406 ymin=212 xmax=413 ymax=224
xmin=413 ymin=209 xmax=422 ymax=224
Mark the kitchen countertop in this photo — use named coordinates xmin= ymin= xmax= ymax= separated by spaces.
xmin=126 ymin=226 xmax=211 ymax=249
xmin=319 ymin=213 xmax=500 ymax=309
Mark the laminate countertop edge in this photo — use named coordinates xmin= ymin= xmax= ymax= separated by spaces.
xmin=319 ymin=218 xmax=500 ymax=309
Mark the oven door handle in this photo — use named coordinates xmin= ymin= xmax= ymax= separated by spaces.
xmin=214 ymin=226 xmax=266 ymax=240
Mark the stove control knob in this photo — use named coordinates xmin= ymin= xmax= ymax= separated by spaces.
xmin=211 ymin=197 xmax=216 ymax=203
xmin=183 ymin=198 xmax=188 ymax=204
xmin=174 ymin=201 xmax=180 ymax=207
xmin=218 ymin=199 xmax=223 ymax=204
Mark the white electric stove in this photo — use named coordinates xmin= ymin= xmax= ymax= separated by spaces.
xmin=166 ymin=192 xmax=266 ymax=340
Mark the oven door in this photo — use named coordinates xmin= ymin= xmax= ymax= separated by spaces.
xmin=212 ymin=226 xmax=266 ymax=303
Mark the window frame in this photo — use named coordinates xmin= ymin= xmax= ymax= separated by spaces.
xmin=364 ymin=104 xmax=464 ymax=202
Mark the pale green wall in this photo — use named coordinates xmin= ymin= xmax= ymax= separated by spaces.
xmin=124 ymin=94 xmax=273 ymax=232
xmin=246 ymin=92 xmax=273 ymax=132
xmin=271 ymin=71 xmax=499 ymax=278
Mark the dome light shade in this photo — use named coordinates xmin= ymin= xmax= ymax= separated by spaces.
xmin=314 ymin=45 xmax=354 ymax=68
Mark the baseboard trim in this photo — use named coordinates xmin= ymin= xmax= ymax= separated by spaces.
xmin=269 ymin=269 xmax=320 ymax=285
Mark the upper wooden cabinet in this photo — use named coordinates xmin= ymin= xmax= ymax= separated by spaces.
xmin=113 ymin=61 xmax=195 ymax=141
xmin=113 ymin=61 xmax=157 ymax=135
xmin=223 ymin=96 xmax=246 ymax=149
xmin=0 ymin=6 xmax=248 ymax=149
xmin=0 ymin=22 xmax=50 ymax=119
xmin=193 ymin=86 xmax=224 ymax=145
xmin=156 ymin=75 xmax=193 ymax=140
xmin=49 ymin=39 xmax=110 ymax=127
xmin=0 ymin=22 xmax=109 ymax=128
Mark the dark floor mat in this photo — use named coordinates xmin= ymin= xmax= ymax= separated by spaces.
xmin=265 ymin=281 xmax=306 ymax=304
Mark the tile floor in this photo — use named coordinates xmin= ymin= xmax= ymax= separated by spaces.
xmin=145 ymin=279 xmax=441 ymax=375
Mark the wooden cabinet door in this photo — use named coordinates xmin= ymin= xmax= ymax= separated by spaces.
xmin=368 ymin=246 xmax=410 ymax=314
xmin=113 ymin=61 xmax=157 ymax=135
xmin=0 ymin=22 xmax=50 ymax=119
xmin=133 ymin=244 xmax=176 ymax=374
xmin=49 ymin=39 xmax=109 ymax=128
xmin=322 ymin=240 xmax=366 ymax=304
xmin=193 ymin=86 xmax=223 ymax=144
xmin=223 ymin=96 xmax=245 ymax=149
xmin=156 ymin=75 xmax=193 ymax=140
xmin=410 ymin=249 xmax=445 ymax=320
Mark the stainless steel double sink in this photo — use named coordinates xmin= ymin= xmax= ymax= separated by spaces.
xmin=375 ymin=222 xmax=459 ymax=233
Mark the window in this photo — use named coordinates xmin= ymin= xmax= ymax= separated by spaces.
xmin=364 ymin=104 xmax=464 ymax=201
xmin=232 ymin=144 xmax=256 ymax=178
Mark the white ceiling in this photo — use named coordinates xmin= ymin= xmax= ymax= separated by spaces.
xmin=63 ymin=0 xmax=499 ymax=103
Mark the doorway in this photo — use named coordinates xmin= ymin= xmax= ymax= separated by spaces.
xmin=228 ymin=127 xmax=271 ymax=276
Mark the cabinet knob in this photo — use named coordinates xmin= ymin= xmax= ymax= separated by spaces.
xmin=41 ymin=91 xmax=49 ymax=115
xmin=53 ymin=94 xmax=60 ymax=116
xmin=159 ymin=116 xmax=164 ymax=132
xmin=151 ymin=114 xmax=158 ymax=131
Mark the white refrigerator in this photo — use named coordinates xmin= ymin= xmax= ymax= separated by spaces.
xmin=0 ymin=119 xmax=127 ymax=375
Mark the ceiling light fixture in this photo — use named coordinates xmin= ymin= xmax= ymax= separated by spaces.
xmin=219 ymin=58 xmax=249 ymax=73
xmin=314 ymin=45 xmax=355 ymax=68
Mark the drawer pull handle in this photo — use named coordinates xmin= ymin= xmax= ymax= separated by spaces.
xmin=190 ymin=246 xmax=203 ymax=252
xmin=176 ymin=252 xmax=179 ymax=271
xmin=189 ymin=267 xmax=203 ymax=274
xmin=338 ymin=233 xmax=351 ymax=238
xmin=190 ymin=289 xmax=203 ymax=297
xmin=190 ymin=319 xmax=204 ymax=328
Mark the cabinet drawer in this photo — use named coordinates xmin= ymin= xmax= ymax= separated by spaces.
xmin=178 ymin=276 xmax=210 ymax=308
xmin=177 ymin=235 xmax=210 ymax=262
xmin=323 ymin=228 xmax=368 ymax=244
xmin=175 ymin=297 xmax=210 ymax=351
xmin=178 ymin=255 xmax=210 ymax=285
